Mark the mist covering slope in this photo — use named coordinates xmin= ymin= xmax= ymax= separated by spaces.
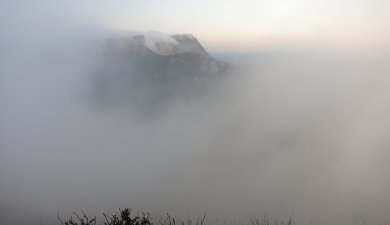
xmin=2 ymin=1 xmax=390 ymax=225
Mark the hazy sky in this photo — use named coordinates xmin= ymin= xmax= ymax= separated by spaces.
xmin=1 ymin=0 xmax=389 ymax=51
xmin=88 ymin=0 xmax=390 ymax=51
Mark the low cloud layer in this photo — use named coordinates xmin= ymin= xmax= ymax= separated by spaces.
xmin=1 ymin=1 xmax=390 ymax=225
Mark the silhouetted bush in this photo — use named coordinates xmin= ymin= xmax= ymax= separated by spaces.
xmin=57 ymin=208 xmax=152 ymax=225
xmin=57 ymin=209 xmax=296 ymax=225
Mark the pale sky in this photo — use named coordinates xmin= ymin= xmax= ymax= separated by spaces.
xmin=82 ymin=0 xmax=390 ymax=51
xmin=1 ymin=0 xmax=389 ymax=51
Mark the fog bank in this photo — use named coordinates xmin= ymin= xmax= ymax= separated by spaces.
xmin=1 ymin=1 xmax=390 ymax=225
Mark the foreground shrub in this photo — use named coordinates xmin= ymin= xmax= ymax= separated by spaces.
xmin=57 ymin=208 xmax=153 ymax=225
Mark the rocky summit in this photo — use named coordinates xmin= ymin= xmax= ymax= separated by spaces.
xmin=92 ymin=31 xmax=231 ymax=112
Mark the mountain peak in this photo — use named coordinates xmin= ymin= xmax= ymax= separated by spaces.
xmin=143 ymin=31 xmax=183 ymax=55
xmin=92 ymin=31 xmax=231 ymax=111
xmin=101 ymin=31 xmax=208 ymax=56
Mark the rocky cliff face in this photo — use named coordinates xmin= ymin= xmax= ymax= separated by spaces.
xmin=171 ymin=34 xmax=207 ymax=56
xmin=100 ymin=31 xmax=211 ymax=56
xmin=91 ymin=31 xmax=231 ymax=112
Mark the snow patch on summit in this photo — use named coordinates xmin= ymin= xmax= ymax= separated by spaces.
xmin=144 ymin=31 xmax=184 ymax=55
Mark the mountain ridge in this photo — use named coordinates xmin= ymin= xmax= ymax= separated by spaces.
xmin=99 ymin=31 xmax=210 ymax=57
xmin=91 ymin=31 xmax=231 ymax=113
